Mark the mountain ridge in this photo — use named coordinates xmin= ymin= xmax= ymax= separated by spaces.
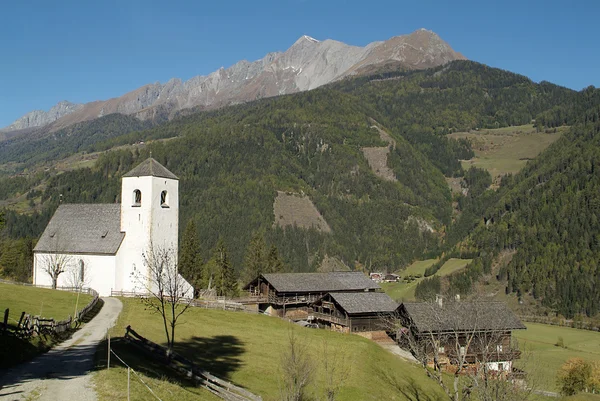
xmin=2 ymin=29 xmax=465 ymax=134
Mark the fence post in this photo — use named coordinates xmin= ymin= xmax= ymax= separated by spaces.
xmin=107 ymin=330 xmax=111 ymax=369
xmin=2 ymin=308 xmax=8 ymax=335
xmin=127 ymin=367 xmax=131 ymax=401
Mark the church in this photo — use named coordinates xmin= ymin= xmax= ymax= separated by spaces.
xmin=32 ymin=158 xmax=192 ymax=297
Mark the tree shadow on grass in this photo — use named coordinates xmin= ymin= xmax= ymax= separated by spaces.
xmin=172 ymin=335 xmax=245 ymax=379
xmin=94 ymin=334 xmax=245 ymax=385
xmin=375 ymin=364 xmax=446 ymax=401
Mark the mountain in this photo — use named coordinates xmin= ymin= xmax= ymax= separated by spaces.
xmin=2 ymin=29 xmax=465 ymax=133
xmin=0 ymin=101 xmax=82 ymax=133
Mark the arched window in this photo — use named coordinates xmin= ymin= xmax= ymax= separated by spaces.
xmin=160 ymin=190 xmax=168 ymax=207
xmin=133 ymin=189 xmax=142 ymax=206
xmin=79 ymin=260 xmax=85 ymax=284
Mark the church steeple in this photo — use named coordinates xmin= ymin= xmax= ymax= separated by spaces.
xmin=123 ymin=157 xmax=178 ymax=180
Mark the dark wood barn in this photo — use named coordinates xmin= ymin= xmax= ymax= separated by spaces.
xmin=243 ymin=272 xmax=380 ymax=319
xmin=310 ymin=292 xmax=398 ymax=333
xmin=397 ymin=300 xmax=526 ymax=373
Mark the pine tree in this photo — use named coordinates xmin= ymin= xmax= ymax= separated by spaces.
xmin=266 ymin=244 xmax=284 ymax=273
xmin=215 ymin=239 xmax=238 ymax=297
xmin=179 ymin=220 xmax=202 ymax=293
xmin=242 ymin=232 xmax=266 ymax=284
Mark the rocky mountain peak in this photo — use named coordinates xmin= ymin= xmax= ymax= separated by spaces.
xmin=3 ymin=30 xmax=466 ymax=133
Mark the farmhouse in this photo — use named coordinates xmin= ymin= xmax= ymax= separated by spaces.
xmin=32 ymin=158 xmax=192 ymax=297
xmin=397 ymin=300 xmax=526 ymax=373
xmin=310 ymin=291 xmax=398 ymax=333
xmin=244 ymin=271 xmax=380 ymax=319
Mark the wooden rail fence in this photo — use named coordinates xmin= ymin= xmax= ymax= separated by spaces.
xmin=1 ymin=287 xmax=99 ymax=339
xmin=123 ymin=326 xmax=262 ymax=401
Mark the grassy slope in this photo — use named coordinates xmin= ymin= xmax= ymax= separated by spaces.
xmin=93 ymin=298 xmax=443 ymax=401
xmin=0 ymin=283 xmax=92 ymax=321
xmin=381 ymin=258 xmax=472 ymax=301
xmin=0 ymin=283 xmax=94 ymax=369
xmin=449 ymin=124 xmax=565 ymax=178
xmin=514 ymin=323 xmax=600 ymax=392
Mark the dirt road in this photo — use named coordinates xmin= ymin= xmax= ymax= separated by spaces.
xmin=0 ymin=297 xmax=122 ymax=401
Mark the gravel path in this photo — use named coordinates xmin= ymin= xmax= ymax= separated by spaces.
xmin=0 ymin=297 xmax=122 ymax=401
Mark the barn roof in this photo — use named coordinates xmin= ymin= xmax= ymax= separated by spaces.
xmin=123 ymin=157 xmax=178 ymax=180
xmin=250 ymin=272 xmax=380 ymax=293
xmin=328 ymin=292 xmax=398 ymax=314
xmin=400 ymin=301 xmax=526 ymax=334
xmin=34 ymin=204 xmax=124 ymax=255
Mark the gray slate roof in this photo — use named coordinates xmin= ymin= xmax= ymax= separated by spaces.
xmin=329 ymin=292 xmax=398 ymax=314
xmin=34 ymin=204 xmax=124 ymax=255
xmin=401 ymin=301 xmax=526 ymax=334
xmin=260 ymin=272 xmax=380 ymax=293
xmin=123 ymin=158 xmax=178 ymax=180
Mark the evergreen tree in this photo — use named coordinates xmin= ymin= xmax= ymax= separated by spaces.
xmin=266 ymin=244 xmax=285 ymax=273
xmin=215 ymin=239 xmax=238 ymax=297
xmin=242 ymin=232 xmax=266 ymax=284
xmin=179 ymin=220 xmax=202 ymax=294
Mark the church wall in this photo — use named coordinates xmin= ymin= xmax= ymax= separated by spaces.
xmin=33 ymin=252 xmax=117 ymax=296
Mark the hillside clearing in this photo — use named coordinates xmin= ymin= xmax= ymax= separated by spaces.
xmin=93 ymin=298 xmax=443 ymax=401
xmin=449 ymin=124 xmax=566 ymax=178
xmin=273 ymin=190 xmax=331 ymax=233
xmin=514 ymin=323 xmax=600 ymax=392
xmin=381 ymin=258 xmax=471 ymax=301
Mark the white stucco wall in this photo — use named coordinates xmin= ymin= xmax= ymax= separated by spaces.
xmin=486 ymin=360 xmax=512 ymax=372
xmin=118 ymin=175 xmax=179 ymax=293
xmin=33 ymin=252 xmax=117 ymax=296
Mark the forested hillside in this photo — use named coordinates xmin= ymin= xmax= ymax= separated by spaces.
xmin=464 ymin=102 xmax=600 ymax=318
xmin=1 ymin=60 xmax=599 ymax=320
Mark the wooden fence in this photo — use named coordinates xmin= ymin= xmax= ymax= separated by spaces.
xmin=123 ymin=325 xmax=262 ymax=401
xmin=1 ymin=287 xmax=99 ymax=339
xmin=110 ymin=290 xmax=250 ymax=313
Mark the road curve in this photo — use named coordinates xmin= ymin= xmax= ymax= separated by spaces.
xmin=0 ymin=297 xmax=122 ymax=401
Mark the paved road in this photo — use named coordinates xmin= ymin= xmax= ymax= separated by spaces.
xmin=0 ymin=297 xmax=122 ymax=401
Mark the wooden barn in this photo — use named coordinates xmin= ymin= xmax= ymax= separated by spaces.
xmin=396 ymin=300 xmax=526 ymax=373
xmin=310 ymin=292 xmax=398 ymax=333
xmin=243 ymin=272 xmax=380 ymax=319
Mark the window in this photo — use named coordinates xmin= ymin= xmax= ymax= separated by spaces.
xmin=160 ymin=190 xmax=169 ymax=207
xmin=460 ymin=346 xmax=466 ymax=356
xmin=133 ymin=189 xmax=142 ymax=206
xmin=79 ymin=260 xmax=85 ymax=283
xmin=438 ymin=346 xmax=445 ymax=354
xmin=498 ymin=363 xmax=504 ymax=371
xmin=496 ymin=344 xmax=503 ymax=353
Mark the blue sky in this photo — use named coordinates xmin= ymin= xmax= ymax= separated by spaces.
xmin=1 ymin=0 xmax=598 ymax=127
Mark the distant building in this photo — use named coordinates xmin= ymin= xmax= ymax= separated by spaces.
xmin=369 ymin=272 xmax=384 ymax=282
xmin=396 ymin=300 xmax=526 ymax=373
xmin=310 ymin=292 xmax=398 ymax=333
xmin=244 ymin=272 xmax=380 ymax=319
xmin=32 ymin=158 xmax=192 ymax=297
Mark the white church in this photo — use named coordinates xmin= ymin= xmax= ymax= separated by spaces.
xmin=33 ymin=158 xmax=192 ymax=297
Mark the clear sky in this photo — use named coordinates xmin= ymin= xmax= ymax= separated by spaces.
xmin=1 ymin=0 xmax=598 ymax=127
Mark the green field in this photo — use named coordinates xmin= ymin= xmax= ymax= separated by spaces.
xmin=381 ymin=258 xmax=471 ymax=301
xmin=0 ymin=283 xmax=94 ymax=368
xmin=0 ymin=282 xmax=92 ymax=321
xmin=93 ymin=298 xmax=444 ymax=401
xmin=448 ymin=124 xmax=566 ymax=178
xmin=515 ymin=323 xmax=600 ymax=392
xmin=513 ymin=323 xmax=600 ymax=391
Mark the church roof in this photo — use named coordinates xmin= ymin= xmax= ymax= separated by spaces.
xmin=34 ymin=204 xmax=125 ymax=255
xmin=123 ymin=158 xmax=178 ymax=180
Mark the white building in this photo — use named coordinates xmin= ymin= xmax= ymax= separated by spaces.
xmin=33 ymin=158 xmax=192 ymax=297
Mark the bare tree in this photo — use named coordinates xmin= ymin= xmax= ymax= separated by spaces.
xmin=39 ymin=252 xmax=74 ymax=289
xmin=322 ymin=338 xmax=351 ymax=401
xmin=387 ymin=298 xmax=532 ymax=401
xmin=133 ymin=244 xmax=194 ymax=353
xmin=280 ymin=327 xmax=314 ymax=401
xmin=65 ymin=258 xmax=91 ymax=289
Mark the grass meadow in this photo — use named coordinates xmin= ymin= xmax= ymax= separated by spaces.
xmin=92 ymin=298 xmax=444 ymax=401
xmin=381 ymin=258 xmax=472 ymax=301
